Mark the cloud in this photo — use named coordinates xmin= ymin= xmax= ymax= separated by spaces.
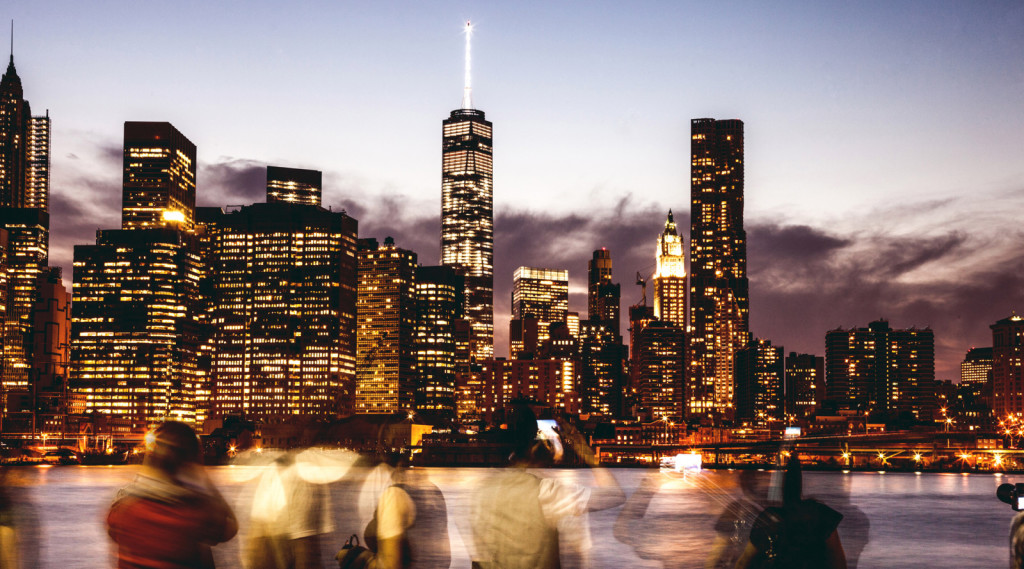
xmin=198 ymin=159 xmax=268 ymax=206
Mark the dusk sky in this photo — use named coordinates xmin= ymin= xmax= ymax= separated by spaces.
xmin=6 ymin=1 xmax=1024 ymax=380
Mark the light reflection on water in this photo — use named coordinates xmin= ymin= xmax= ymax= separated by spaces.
xmin=3 ymin=465 xmax=1012 ymax=568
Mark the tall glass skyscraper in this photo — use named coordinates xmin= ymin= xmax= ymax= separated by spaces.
xmin=121 ymin=122 xmax=196 ymax=230
xmin=689 ymin=118 xmax=749 ymax=419
xmin=442 ymin=24 xmax=493 ymax=363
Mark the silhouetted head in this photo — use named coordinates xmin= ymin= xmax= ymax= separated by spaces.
xmin=145 ymin=421 xmax=201 ymax=476
xmin=782 ymin=454 xmax=803 ymax=506
xmin=506 ymin=403 xmax=540 ymax=462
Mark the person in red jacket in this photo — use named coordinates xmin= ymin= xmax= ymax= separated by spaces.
xmin=108 ymin=421 xmax=238 ymax=569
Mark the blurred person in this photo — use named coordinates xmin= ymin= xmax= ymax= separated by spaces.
xmin=107 ymin=421 xmax=238 ymax=568
xmin=0 ymin=467 xmax=39 ymax=568
xmin=337 ymin=451 xmax=450 ymax=569
xmin=735 ymin=455 xmax=846 ymax=569
xmin=469 ymin=404 xmax=624 ymax=569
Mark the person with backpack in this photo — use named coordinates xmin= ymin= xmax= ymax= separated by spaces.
xmin=735 ymin=454 xmax=847 ymax=569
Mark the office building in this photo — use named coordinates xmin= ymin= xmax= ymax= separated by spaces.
xmin=961 ymin=347 xmax=993 ymax=385
xmin=71 ymin=122 xmax=201 ymax=423
xmin=266 ymin=165 xmax=322 ymax=206
xmin=578 ymin=319 xmax=625 ymax=417
xmin=198 ymin=202 xmax=358 ymax=419
xmin=356 ymin=237 xmax=418 ymax=413
xmin=121 ymin=122 xmax=196 ymax=230
xmin=72 ymin=228 xmax=202 ymax=422
xmin=478 ymin=358 xmax=579 ymax=420
xmin=441 ymin=24 xmax=494 ymax=363
xmin=734 ymin=338 xmax=784 ymax=428
xmin=510 ymin=267 xmax=568 ymax=357
xmin=825 ymin=319 xmax=935 ymax=419
xmin=992 ymin=314 xmax=1024 ymax=418
xmin=689 ymin=118 xmax=749 ymax=419
xmin=653 ymin=211 xmax=687 ymax=328
xmin=415 ymin=265 xmax=466 ymax=418
xmin=785 ymin=352 xmax=824 ymax=419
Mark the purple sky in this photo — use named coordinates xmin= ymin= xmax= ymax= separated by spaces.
xmin=7 ymin=1 xmax=1024 ymax=380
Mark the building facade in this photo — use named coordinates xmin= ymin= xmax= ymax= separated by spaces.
xmin=785 ymin=352 xmax=824 ymax=420
xmin=414 ymin=265 xmax=465 ymax=418
xmin=356 ymin=238 xmax=418 ymax=414
xmin=825 ymin=320 xmax=935 ymax=419
xmin=121 ymin=122 xmax=197 ymax=230
xmin=653 ymin=211 xmax=687 ymax=328
xmin=634 ymin=320 xmax=685 ymax=421
xmin=992 ymin=315 xmax=1024 ymax=419
xmin=688 ymin=118 xmax=748 ymax=419
xmin=441 ymin=108 xmax=493 ymax=363
xmin=198 ymin=202 xmax=358 ymax=419
xmin=510 ymin=267 xmax=569 ymax=358
xmin=266 ymin=165 xmax=322 ymax=206
xmin=734 ymin=338 xmax=784 ymax=428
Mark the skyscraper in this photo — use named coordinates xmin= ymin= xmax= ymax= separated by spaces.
xmin=121 ymin=122 xmax=197 ymax=230
xmin=961 ymin=347 xmax=993 ymax=385
xmin=442 ymin=22 xmax=493 ymax=363
xmin=266 ymin=165 xmax=322 ymax=206
xmin=415 ymin=265 xmax=465 ymax=418
xmin=635 ymin=320 xmax=685 ymax=420
xmin=71 ymin=123 xmax=201 ymax=423
xmin=510 ymin=267 xmax=568 ymax=357
xmin=992 ymin=314 xmax=1024 ymax=418
xmin=356 ymin=237 xmax=418 ymax=414
xmin=689 ymin=118 xmax=748 ymax=419
xmin=0 ymin=54 xmax=29 ymax=208
xmin=197 ymin=202 xmax=358 ymax=419
xmin=26 ymin=114 xmax=48 ymax=212
xmin=653 ymin=211 xmax=687 ymax=328
xmin=588 ymin=249 xmax=619 ymax=326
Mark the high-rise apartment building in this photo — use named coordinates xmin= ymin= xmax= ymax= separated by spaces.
xmin=441 ymin=25 xmax=493 ymax=364
xmin=785 ymin=352 xmax=824 ymax=419
xmin=580 ymin=249 xmax=625 ymax=417
xmin=689 ymin=118 xmax=749 ymax=419
xmin=197 ymin=202 xmax=358 ymax=419
xmin=825 ymin=320 xmax=935 ymax=419
xmin=26 ymin=114 xmax=48 ymax=213
xmin=415 ymin=265 xmax=465 ymax=418
xmin=510 ymin=267 xmax=568 ymax=357
xmin=653 ymin=211 xmax=687 ymax=328
xmin=634 ymin=320 xmax=685 ymax=420
xmin=992 ymin=314 xmax=1024 ymax=418
xmin=356 ymin=238 xmax=418 ymax=414
xmin=734 ymin=338 xmax=784 ymax=428
xmin=266 ymin=165 xmax=322 ymax=206
xmin=121 ymin=122 xmax=197 ymax=230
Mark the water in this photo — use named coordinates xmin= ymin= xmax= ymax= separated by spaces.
xmin=2 ymin=465 xmax=1012 ymax=568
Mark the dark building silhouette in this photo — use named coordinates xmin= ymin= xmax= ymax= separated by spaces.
xmin=121 ymin=122 xmax=196 ymax=230
xmin=735 ymin=338 xmax=784 ymax=428
xmin=266 ymin=165 xmax=322 ymax=206
xmin=588 ymin=249 xmax=619 ymax=327
xmin=825 ymin=319 xmax=935 ymax=419
xmin=689 ymin=118 xmax=749 ymax=420
xmin=785 ymin=352 xmax=824 ymax=420
xmin=196 ymin=202 xmax=357 ymax=419
xmin=0 ymin=53 xmax=48 ymax=211
xmin=415 ymin=265 xmax=466 ymax=418
xmin=992 ymin=314 xmax=1024 ymax=419
xmin=357 ymin=237 xmax=418 ymax=414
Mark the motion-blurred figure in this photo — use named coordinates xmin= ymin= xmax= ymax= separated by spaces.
xmin=338 ymin=452 xmax=450 ymax=569
xmin=108 ymin=421 xmax=238 ymax=568
xmin=736 ymin=455 xmax=846 ymax=569
xmin=469 ymin=405 xmax=624 ymax=569
xmin=0 ymin=468 xmax=39 ymax=568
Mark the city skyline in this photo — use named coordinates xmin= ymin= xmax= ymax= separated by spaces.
xmin=4 ymin=2 xmax=1023 ymax=379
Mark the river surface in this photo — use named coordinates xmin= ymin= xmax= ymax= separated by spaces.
xmin=1 ymin=465 xmax=1014 ymax=568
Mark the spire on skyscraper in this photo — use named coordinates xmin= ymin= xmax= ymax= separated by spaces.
xmin=462 ymin=20 xmax=473 ymax=110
